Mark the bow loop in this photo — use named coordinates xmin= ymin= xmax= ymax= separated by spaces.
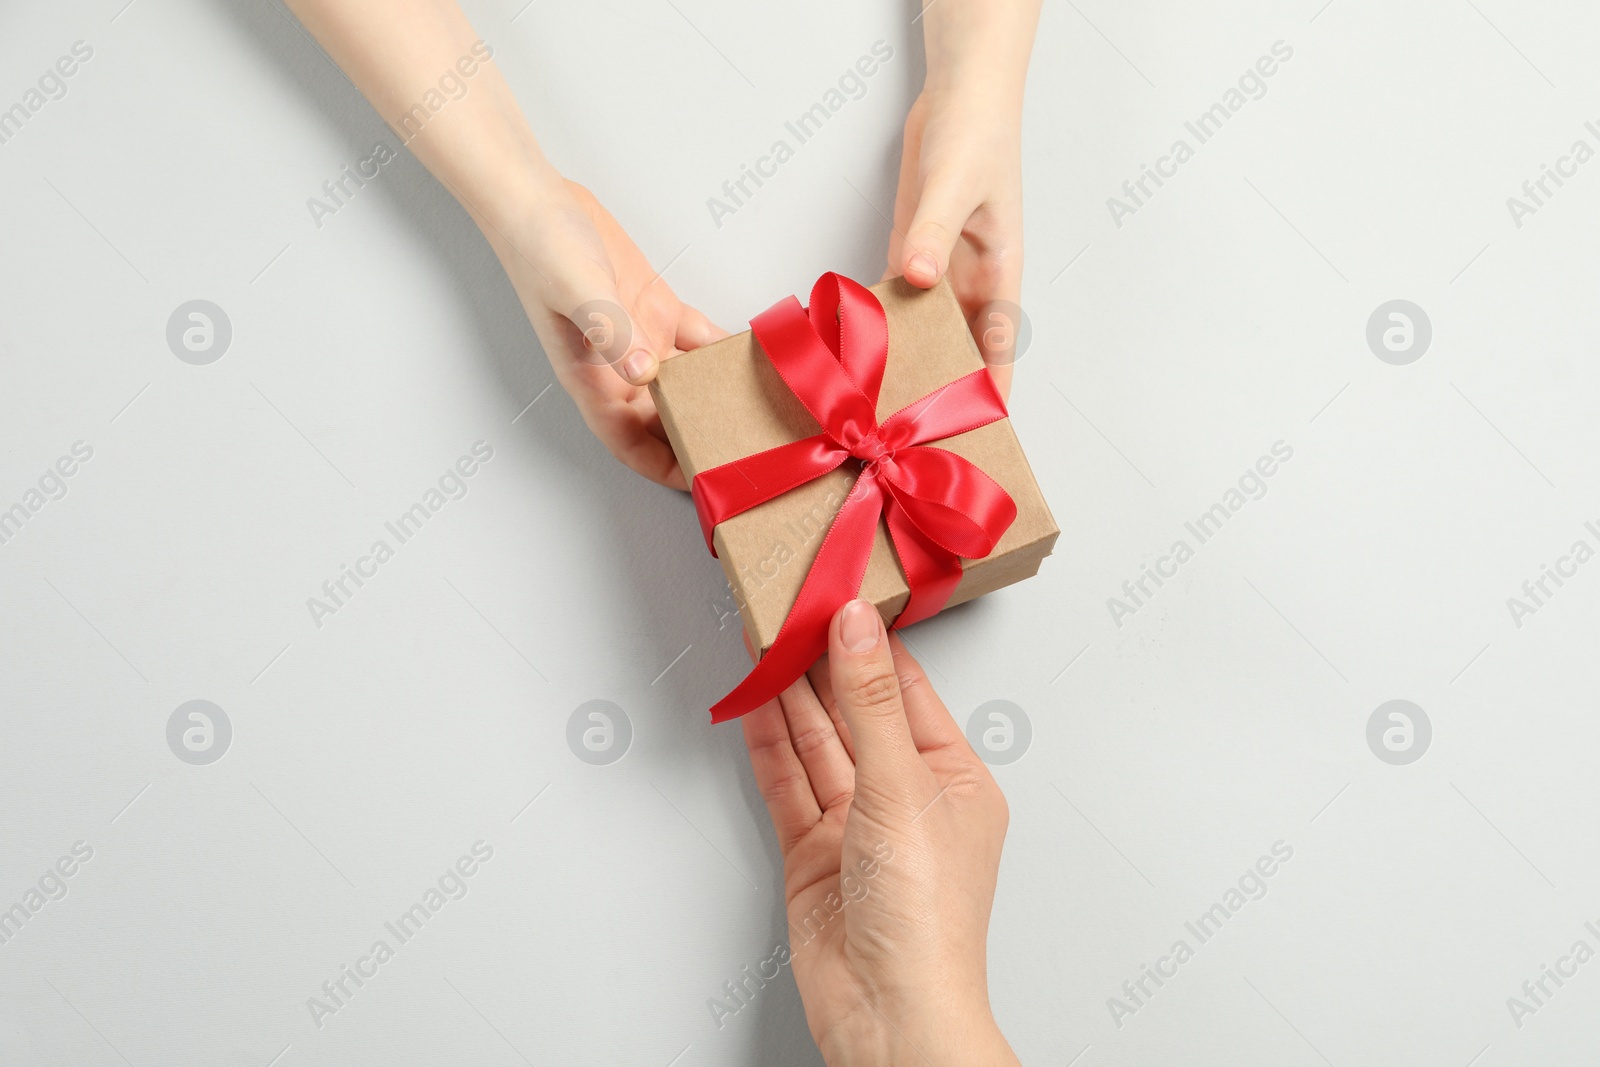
xmin=808 ymin=273 xmax=888 ymax=408
xmin=876 ymin=446 xmax=1016 ymax=561
xmin=877 ymin=368 xmax=1010 ymax=451
xmin=750 ymin=296 xmax=877 ymax=449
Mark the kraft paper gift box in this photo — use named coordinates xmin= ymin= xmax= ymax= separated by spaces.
xmin=650 ymin=275 xmax=1059 ymax=658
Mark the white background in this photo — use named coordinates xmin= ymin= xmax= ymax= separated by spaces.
xmin=2 ymin=1 xmax=1598 ymax=1064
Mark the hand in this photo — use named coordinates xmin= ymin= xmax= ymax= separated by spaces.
xmin=741 ymin=601 xmax=1019 ymax=1067
xmin=282 ymin=0 xmax=725 ymax=490
xmin=887 ymin=89 xmax=1023 ymax=401
xmin=886 ymin=0 xmax=1042 ymax=402
xmin=481 ymin=176 xmax=726 ymax=489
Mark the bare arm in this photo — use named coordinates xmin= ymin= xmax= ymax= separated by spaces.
xmin=285 ymin=0 xmax=725 ymax=489
xmin=284 ymin=0 xmax=550 ymax=236
xmin=890 ymin=0 xmax=1044 ymax=399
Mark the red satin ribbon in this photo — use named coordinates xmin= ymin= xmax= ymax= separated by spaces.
xmin=692 ymin=274 xmax=1017 ymax=723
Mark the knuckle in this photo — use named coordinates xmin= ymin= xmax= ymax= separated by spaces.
xmin=624 ymin=290 xmax=675 ymax=337
xmin=634 ymin=281 xmax=678 ymax=318
xmin=991 ymin=786 xmax=1010 ymax=830
xmin=787 ymin=721 xmax=838 ymax=758
xmin=848 ymin=775 xmax=901 ymax=815
xmin=948 ymin=765 xmax=989 ymax=798
xmin=760 ymin=764 xmax=809 ymax=805
xmin=894 ymin=661 xmax=929 ymax=701
xmin=959 ymin=763 xmax=1010 ymax=828
xmin=914 ymin=219 xmax=955 ymax=251
xmin=845 ymin=666 xmax=903 ymax=716
xmin=822 ymin=782 xmax=856 ymax=812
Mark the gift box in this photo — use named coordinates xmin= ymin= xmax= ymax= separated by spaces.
xmin=651 ymin=273 xmax=1058 ymax=720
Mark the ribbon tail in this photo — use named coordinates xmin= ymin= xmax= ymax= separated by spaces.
xmin=884 ymin=496 xmax=964 ymax=630
xmin=710 ymin=473 xmax=886 ymax=723
xmin=691 ymin=434 xmax=848 ymax=555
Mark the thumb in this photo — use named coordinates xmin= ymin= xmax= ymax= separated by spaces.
xmin=900 ymin=173 xmax=974 ymax=288
xmin=563 ymin=289 xmax=660 ymax=387
xmin=829 ymin=600 xmax=923 ymax=803
xmin=675 ymin=303 xmax=729 ymax=351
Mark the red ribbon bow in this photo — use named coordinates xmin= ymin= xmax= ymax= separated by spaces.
xmin=692 ymin=274 xmax=1018 ymax=722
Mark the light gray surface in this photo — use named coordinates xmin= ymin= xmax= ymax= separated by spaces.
xmin=2 ymin=0 xmax=1598 ymax=1064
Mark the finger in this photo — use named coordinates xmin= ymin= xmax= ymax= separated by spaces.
xmin=558 ymin=370 xmax=689 ymax=491
xmin=561 ymin=283 xmax=660 ymax=387
xmin=828 ymin=600 xmax=924 ymax=801
xmin=987 ymin=360 xmax=1014 ymax=402
xmin=552 ymin=184 xmax=665 ymax=385
xmin=640 ymin=405 xmax=670 ymax=446
xmin=990 ymin=248 xmax=1022 ymax=402
xmin=611 ymin=423 xmax=688 ymax=490
xmin=675 ymin=304 xmax=729 ymax=351
xmin=749 ymin=633 xmax=854 ymax=809
xmin=779 ymin=672 xmax=856 ymax=812
xmin=949 ymin=199 xmax=1023 ymax=400
xmin=886 ymin=634 xmax=968 ymax=754
xmin=613 ymin=320 xmax=658 ymax=387
xmin=886 ymin=100 xmax=927 ymax=275
xmin=742 ymin=696 xmax=822 ymax=854
xmin=805 ymin=656 xmax=855 ymax=761
xmin=901 ymin=172 xmax=977 ymax=288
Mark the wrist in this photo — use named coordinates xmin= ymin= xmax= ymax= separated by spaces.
xmin=902 ymin=87 xmax=1023 ymax=195
xmin=919 ymin=0 xmax=1039 ymax=108
xmin=922 ymin=67 xmax=1027 ymax=119
xmin=462 ymin=154 xmax=567 ymax=246
xmin=912 ymin=82 xmax=1024 ymax=155
xmin=820 ymin=1002 xmax=1018 ymax=1067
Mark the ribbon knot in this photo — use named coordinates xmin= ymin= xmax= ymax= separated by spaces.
xmin=690 ymin=273 xmax=1018 ymax=722
xmin=854 ymin=433 xmax=891 ymax=464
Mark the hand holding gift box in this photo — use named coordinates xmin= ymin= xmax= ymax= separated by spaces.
xmin=651 ymin=273 xmax=1058 ymax=722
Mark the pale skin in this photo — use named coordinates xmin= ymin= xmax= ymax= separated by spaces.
xmin=286 ymin=0 xmax=1039 ymax=488
xmin=745 ymin=599 xmax=1019 ymax=1066
xmin=286 ymin=1 xmax=1038 ymax=1059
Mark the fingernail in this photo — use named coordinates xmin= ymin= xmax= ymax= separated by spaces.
xmin=620 ymin=349 xmax=654 ymax=381
xmin=840 ymin=599 xmax=881 ymax=653
xmin=909 ymin=253 xmax=938 ymax=280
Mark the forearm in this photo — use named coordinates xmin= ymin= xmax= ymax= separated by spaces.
xmin=920 ymin=0 xmax=1042 ymax=109
xmin=283 ymin=0 xmax=557 ymax=235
